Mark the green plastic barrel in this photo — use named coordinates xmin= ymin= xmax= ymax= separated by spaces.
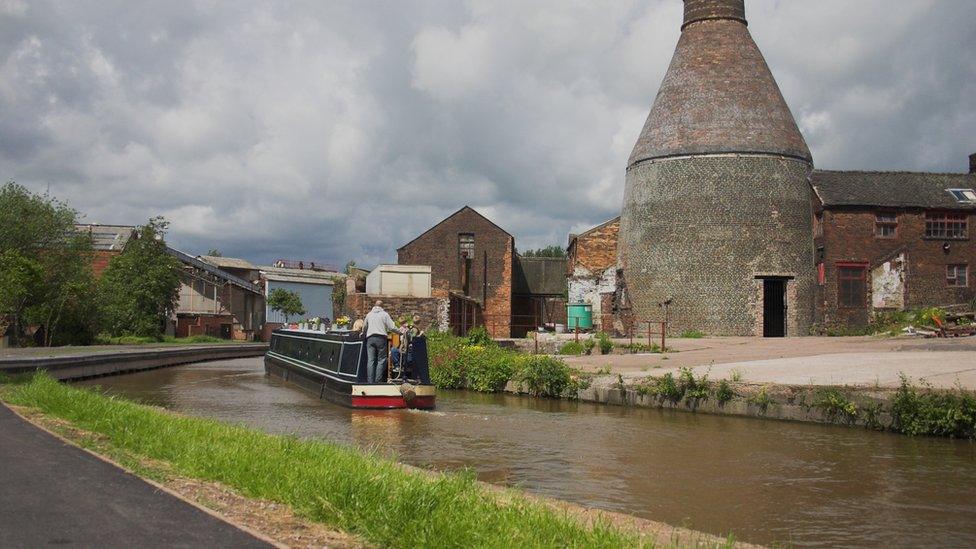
xmin=566 ymin=303 xmax=593 ymax=330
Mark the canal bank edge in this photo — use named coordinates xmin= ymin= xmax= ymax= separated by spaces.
xmin=523 ymin=375 xmax=976 ymax=437
xmin=1 ymin=375 xmax=746 ymax=549
xmin=0 ymin=343 xmax=269 ymax=380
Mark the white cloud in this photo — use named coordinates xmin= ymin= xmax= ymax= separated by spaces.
xmin=1 ymin=0 xmax=973 ymax=264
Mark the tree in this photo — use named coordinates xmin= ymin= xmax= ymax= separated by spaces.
xmin=0 ymin=182 xmax=96 ymax=346
xmin=207 ymin=248 xmax=222 ymax=257
xmin=267 ymin=288 xmax=305 ymax=321
xmin=521 ymin=245 xmax=567 ymax=258
xmin=98 ymin=217 xmax=181 ymax=338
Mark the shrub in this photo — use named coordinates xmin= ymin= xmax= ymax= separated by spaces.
xmin=679 ymin=367 xmax=709 ymax=401
xmin=655 ymin=372 xmax=682 ymax=402
xmin=813 ymin=388 xmax=858 ymax=422
xmin=680 ymin=329 xmax=704 ymax=339
xmin=516 ymin=355 xmax=575 ymax=397
xmin=623 ymin=342 xmax=661 ymax=353
xmin=465 ymin=326 xmax=495 ymax=347
xmin=892 ymin=375 xmax=976 ymax=438
xmin=464 ymin=346 xmax=518 ymax=392
xmin=748 ymin=386 xmax=772 ymax=412
xmin=428 ymin=333 xmax=467 ymax=389
xmin=595 ymin=332 xmax=614 ymax=354
xmin=716 ymin=379 xmax=734 ymax=403
xmin=558 ymin=341 xmax=586 ymax=355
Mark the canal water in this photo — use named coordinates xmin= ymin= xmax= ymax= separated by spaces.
xmin=79 ymin=358 xmax=976 ymax=547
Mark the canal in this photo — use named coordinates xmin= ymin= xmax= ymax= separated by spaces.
xmin=78 ymin=357 xmax=976 ymax=547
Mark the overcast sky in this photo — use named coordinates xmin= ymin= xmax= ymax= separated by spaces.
xmin=2 ymin=0 xmax=974 ymax=268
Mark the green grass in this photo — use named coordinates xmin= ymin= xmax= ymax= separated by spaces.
xmin=1 ymin=375 xmax=653 ymax=548
xmin=679 ymin=329 xmax=704 ymax=339
xmin=94 ymin=334 xmax=231 ymax=345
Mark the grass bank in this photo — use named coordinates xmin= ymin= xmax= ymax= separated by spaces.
xmin=0 ymin=374 xmax=723 ymax=548
xmin=93 ymin=334 xmax=231 ymax=345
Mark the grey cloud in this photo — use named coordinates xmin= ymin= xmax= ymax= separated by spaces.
xmin=1 ymin=0 xmax=973 ymax=267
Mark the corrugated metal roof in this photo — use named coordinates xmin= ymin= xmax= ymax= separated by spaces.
xmin=166 ymin=247 xmax=262 ymax=294
xmin=258 ymin=266 xmax=342 ymax=281
xmin=262 ymin=273 xmax=334 ymax=285
xmin=198 ymin=255 xmax=257 ymax=271
xmin=74 ymin=224 xmax=136 ymax=251
xmin=813 ymin=170 xmax=976 ymax=210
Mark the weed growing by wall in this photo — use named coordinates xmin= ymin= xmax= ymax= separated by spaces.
xmin=891 ymin=375 xmax=976 ymax=438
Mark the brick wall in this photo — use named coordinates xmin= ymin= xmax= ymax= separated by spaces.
xmin=618 ymin=155 xmax=817 ymax=336
xmin=568 ymin=218 xmax=619 ymax=276
xmin=397 ymin=207 xmax=514 ymax=337
xmin=820 ymin=208 xmax=976 ymax=328
xmin=90 ymin=250 xmax=120 ymax=278
xmin=345 ymin=293 xmax=449 ymax=333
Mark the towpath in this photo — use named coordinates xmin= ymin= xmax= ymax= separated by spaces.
xmin=0 ymin=403 xmax=270 ymax=548
xmin=564 ymin=336 xmax=976 ymax=389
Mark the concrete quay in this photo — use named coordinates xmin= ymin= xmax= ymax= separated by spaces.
xmin=551 ymin=336 xmax=976 ymax=429
xmin=0 ymin=343 xmax=269 ymax=381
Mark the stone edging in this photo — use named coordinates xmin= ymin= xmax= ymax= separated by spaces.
xmin=0 ymin=344 xmax=269 ymax=381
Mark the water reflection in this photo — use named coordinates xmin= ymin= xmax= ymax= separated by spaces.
xmin=78 ymin=358 xmax=976 ymax=547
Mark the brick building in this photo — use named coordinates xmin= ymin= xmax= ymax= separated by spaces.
xmin=397 ymin=206 xmax=515 ymax=337
xmin=567 ymin=217 xmax=619 ymax=331
xmin=74 ymin=224 xmax=136 ymax=277
xmin=169 ymin=249 xmax=264 ymax=340
xmin=618 ymin=0 xmax=816 ymax=337
xmin=812 ymin=168 xmax=976 ymax=329
xmin=581 ymin=0 xmax=974 ymax=337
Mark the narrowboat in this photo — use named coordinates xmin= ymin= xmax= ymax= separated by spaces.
xmin=264 ymin=328 xmax=436 ymax=409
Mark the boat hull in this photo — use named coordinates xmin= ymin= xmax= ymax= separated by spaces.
xmin=264 ymin=352 xmax=435 ymax=410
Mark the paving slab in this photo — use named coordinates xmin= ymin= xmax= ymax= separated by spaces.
xmin=0 ymin=404 xmax=270 ymax=548
xmin=565 ymin=336 xmax=976 ymax=390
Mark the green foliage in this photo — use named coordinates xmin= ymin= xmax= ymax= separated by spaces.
xmin=654 ymin=373 xmax=682 ymax=401
xmin=747 ymin=386 xmax=772 ymax=412
xmin=680 ymin=329 xmax=704 ymax=339
xmin=595 ymin=331 xmax=614 ymax=354
xmin=463 ymin=346 xmax=517 ymax=392
xmin=267 ymin=288 xmax=305 ymax=320
xmin=892 ymin=375 xmax=976 ymax=438
xmin=516 ymin=355 xmax=575 ymax=397
xmin=729 ymin=369 xmax=743 ymax=382
xmin=464 ymin=326 xmax=494 ymax=347
xmin=98 ymin=218 xmax=181 ymax=338
xmin=519 ymin=245 xmax=566 ymax=258
xmin=94 ymin=334 xmax=226 ymax=345
xmin=206 ymin=248 xmax=222 ymax=257
xmin=1 ymin=375 xmax=640 ymax=548
xmin=427 ymin=331 xmax=580 ymax=397
xmin=813 ymin=388 xmax=858 ymax=421
xmin=716 ymin=379 xmax=734 ymax=404
xmin=679 ymin=367 xmax=710 ymax=400
xmin=623 ymin=342 xmax=662 ymax=353
xmin=558 ymin=340 xmax=586 ymax=355
xmin=0 ymin=182 xmax=97 ymax=346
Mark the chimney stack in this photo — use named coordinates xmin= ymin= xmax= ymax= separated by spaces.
xmin=969 ymin=153 xmax=975 ymax=174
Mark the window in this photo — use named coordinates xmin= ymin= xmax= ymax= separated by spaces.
xmin=813 ymin=212 xmax=824 ymax=238
xmin=458 ymin=233 xmax=474 ymax=258
xmin=924 ymin=212 xmax=968 ymax=239
xmin=947 ymin=264 xmax=968 ymax=287
xmin=948 ymin=189 xmax=976 ymax=203
xmin=837 ymin=265 xmax=866 ymax=307
xmin=875 ymin=212 xmax=897 ymax=238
